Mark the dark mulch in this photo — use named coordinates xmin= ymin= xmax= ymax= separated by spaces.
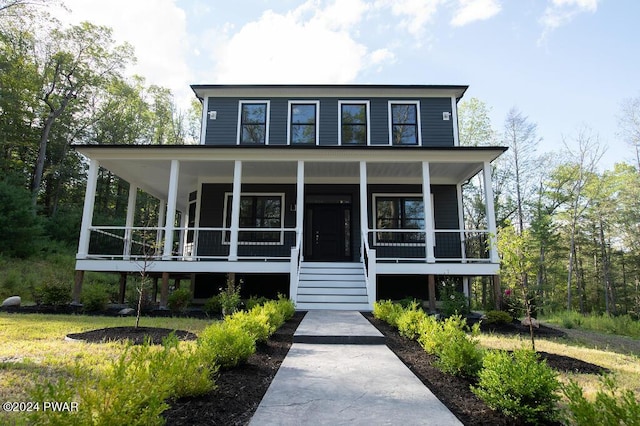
xmin=62 ymin=311 xmax=608 ymax=425
xmin=67 ymin=326 xmax=198 ymax=345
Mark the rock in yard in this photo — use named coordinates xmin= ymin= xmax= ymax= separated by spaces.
xmin=1 ymin=296 xmax=21 ymax=308
xmin=521 ymin=317 xmax=540 ymax=328
xmin=118 ymin=307 xmax=135 ymax=316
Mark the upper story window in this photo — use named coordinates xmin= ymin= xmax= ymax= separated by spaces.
xmin=339 ymin=101 xmax=369 ymax=145
xmin=389 ymin=101 xmax=421 ymax=145
xmin=238 ymin=101 xmax=269 ymax=144
xmin=288 ymin=101 xmax=319 ymax=145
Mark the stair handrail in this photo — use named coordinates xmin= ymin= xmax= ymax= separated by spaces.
xmin=361 ymin=228 xmax=376 ymax=309
xmin=289 ymin=228 xmax=303 ymax=305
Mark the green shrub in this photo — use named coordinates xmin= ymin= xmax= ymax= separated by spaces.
xmin=562 ymin=376 xmax=640 ymax=426
xmin=441 ymin=290 xmax=470 ymax=318
xmin=245 ymin=295 xmax=269 ymax=311
xmin=204 ymin=294 xmax=222 ymax=315
xmin=433 ymin=315 xmax=483 ymax=378
xmin=198 ymin=322 xmax=256 ymax=369
xmin=373 ymin=300 xmax=404 ymax=328
xmin=81 ymin=283 xmax=112 ymax=312
xmin=167 ymin=288 xmax=192 ymax=313
xmin=416 ymin=315 xmax=440 ymax=353
xmin=219 ymin=275 xmax=242 ymax=316
xmin=472 ymin=349 xmax=560 ymax=424
xmin=484 ymin=310 xmax=513 ymax=325
xmin=36 ymin=281 xmax=72 ymax=306
xmin=159 ymin=334 xmax=217 ymax=399
xmin=0 ymin=179 xmax=42 ymax=258
xmin=227 ymin=310 xmax=273 ymax=343
xmin=396 ymin=302 xmax=429 ymax=340
xmin=259 ymin=300 xmax=286 ymax=329
xmin=275 ymin=294 xmax=296 ymax=321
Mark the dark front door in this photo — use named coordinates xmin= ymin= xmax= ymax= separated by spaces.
xmin=305 ymin=203 xmax=351 ymax=261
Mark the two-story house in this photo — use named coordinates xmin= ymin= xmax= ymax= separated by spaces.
xmin=72 ymin=85 xmax=505 ymax=311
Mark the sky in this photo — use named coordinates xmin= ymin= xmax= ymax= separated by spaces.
xmin=51 ymin=0 xmax=639 ymax=169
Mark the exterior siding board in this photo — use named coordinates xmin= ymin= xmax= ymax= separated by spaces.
xmin=203 ymin=96 xmax=455 ymax=147
xmin=422 ymin=97 xmax=454 ymax=147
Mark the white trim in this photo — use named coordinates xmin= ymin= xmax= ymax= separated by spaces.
xmin=236 ymin=100 xmax=271 ymax=145
xmin=483 ymin=161 xmax=499 ymax=263
xmin=338 ymin=100 xmax=370 ymax=146
xmin=77 ymin=159 xmax=100 ymax=259
xmin=163 ymin=160 xmax=180 ymax=260
xmin=422 ymin=162 xmax=435 ymax=262
xmin=451 ymin=96 xmax=460 ymax=147
xmin=388 ymin=100 xmax=422 ymax=146
xmin=223 ymin=192 xmax=286 ymax=245
xmin=287 ymin=100 xmax=320 ymax=145
xmin=456 ymin=183 xmax=466 ymax=262
xmin=296 ymin=160 xmax=305 ymax=237
xmin=199 ymin=97 xmax=208 ymax=145
xmin=372 ymin=193 xmax=427 ymax=247
xmin=123 ymin=184 xmax=137 ymax=259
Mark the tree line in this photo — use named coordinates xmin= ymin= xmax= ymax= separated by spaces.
xmin=0 ymin=1 xmax=201 ymax=256
xmin=459 ymin=98 xmax=640 ymax=318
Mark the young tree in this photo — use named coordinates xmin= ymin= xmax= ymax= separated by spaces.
xmin=617 ymin=95 xmax=640 ymax=171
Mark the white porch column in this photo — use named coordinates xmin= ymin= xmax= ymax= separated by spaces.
xmin=296 ymin=160 xmax=305 ymax=249
xmin=483 ymin=161 xmax=499 ymax=263
xmin=123 ymin=184 xmax=137 ymax=260
xmin=156 ymin=200 xmax=166 ymax=251
xmin=422 ymin=161 xmax=435 ymax=263
xmin=229 ymin=160 xmax=242 ymax=261
xmin=359 ymin=161 xmax=368 ymax=259
xmin=456 ymin=183 xmax=467 ymax=263
xmin=163 ymin=160 xmax=180 ymax=260
xmin=77 ymin=159 xmax=99 ymax=259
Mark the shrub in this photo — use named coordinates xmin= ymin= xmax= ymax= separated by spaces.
xmin=167 ymin=288 xmax=192 ymax=314
xmin=562 ymin=376 xmax=640 ymax=426
xmin=502 ymin=288 xmax=523 ymax=319
xmin=81 ymin=283 xmax=112 ymax=312
xmin=472 ymin=349 xmax=560 ymax=424
xmin=159 ymin=334 xmax=217 ymax=399
xmin=441 ymin=290 xmax=470 ymax=318
xmin=259 ymin=300 xmax=286 ymax=329
xmin=0 ymin=179 xmax=42 ymax=258
xmin=227 ymin=309 xmax=273 ymax=343
xmin=373 ymin=300 xmax=404 ymax=328
xmin=432 ymin=315 xmax=483 ymax=378
xmin=396 ymin=302 xmax=429 ymax=340
xmin=204 ymin=294 xmax=222 ymax=315
xmin=416 ymin=315 xmax=440 ymax=353
xmin=219 ymin=275 xmax=242 ymax=316
xmin=275 ymin=294 xmax=296 ymax=321
xmin=198 ymin=322 xmax=256 ymax=369
xmin=245 ymin=295 xmax=269 ymax=311
xmin=484 ymin=310 xmax=513 ymax=325
xmin=36 ymin=281 xmax=72 ymax=306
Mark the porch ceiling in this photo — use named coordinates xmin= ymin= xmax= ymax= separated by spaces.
xmin=75 ymin=145 xmax=505 ymax=208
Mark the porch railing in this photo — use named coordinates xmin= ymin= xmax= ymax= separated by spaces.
xmin=366 ymin=229 xmax=491 ymax=262
xmin=361 ymin=228 xmax=376 ymax=307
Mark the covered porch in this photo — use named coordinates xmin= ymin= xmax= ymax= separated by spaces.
xmin=73 ymin=146 xmax=504 ymax=309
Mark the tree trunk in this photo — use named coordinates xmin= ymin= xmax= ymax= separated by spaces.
xmin=31 ymin=114 xmax=56 ymax=207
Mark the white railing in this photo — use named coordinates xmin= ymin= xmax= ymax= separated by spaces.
xmin=366 ymin=228 xmax=491 ymax=262
xmin=361 ymin=228 xmax=376 ymax=307
xmin=86 ymin=226 xmax=298 ymax=261
xmin=289 ymin=229 xmax=302 ymax=305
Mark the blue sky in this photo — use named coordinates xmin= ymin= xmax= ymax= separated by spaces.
xmin=55 ymin=0 xmax=637 ymax=168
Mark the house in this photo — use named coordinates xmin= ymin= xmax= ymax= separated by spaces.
xmin=72 ymin=84 xmax=505 ymax=311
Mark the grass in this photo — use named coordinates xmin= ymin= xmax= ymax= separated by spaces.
xmin=0 ymin=313 xmax=212 ymax=425
xmin=540 ymin=311 xmax=640 ymax=339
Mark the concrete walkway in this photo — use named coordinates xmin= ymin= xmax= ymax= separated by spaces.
xmin=249 ymin=311 xmax=462 ymax=425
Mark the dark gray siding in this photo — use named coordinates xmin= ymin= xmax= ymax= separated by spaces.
xmin=421 ymin=97 xmax=454 ymax=147
xmin=203 ymin=95 xmax=455 ymax=147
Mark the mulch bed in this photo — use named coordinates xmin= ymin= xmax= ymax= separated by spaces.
xmin=63 ymin=312 xmax=608 ymax=425
xmin=67 ymin=326 xmax=198 ymax=345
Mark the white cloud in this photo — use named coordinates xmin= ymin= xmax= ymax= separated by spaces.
xmin=53 ymin=0 xmax=193 ymax=106
xmin=212 ymin=0 xmax=392 ymax=84
xmin=539 ymin=0 xmax=599 ymax=42
xmin=374 ymin=0 xmax=444 ymax=37
xmin=450 ymin=0 xmax=502 ymax=27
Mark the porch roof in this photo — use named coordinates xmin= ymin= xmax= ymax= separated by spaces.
xmin=73 ymin=145 xmax=506 ymax=210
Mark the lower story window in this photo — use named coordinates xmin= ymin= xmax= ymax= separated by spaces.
xmin=224 ymin=193 xmax=283 ymax=244
xmin=374 ymin=195 xmax=425 ymax=245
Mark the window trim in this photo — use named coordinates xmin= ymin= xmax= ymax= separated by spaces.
xmin=287 ymin=100 xmax=320 ymax=145
xmin=372 ymin=193 xmax=429 ymax=246
xmin=222 ymin=192 xmax=285 ymax=245
xmin=338 ymin=100 xmax=370 ymax=146
xmin=237 ymin=100 xmax=270 ymax=145
xmin=388 ymin=101 xmax=422 ymax=146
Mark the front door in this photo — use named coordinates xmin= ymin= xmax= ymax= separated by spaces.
xmin=305 ymin=203 xmax=352 ymax=261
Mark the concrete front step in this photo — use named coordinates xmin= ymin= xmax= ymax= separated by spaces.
xmin=295 ymin=302 xmax=372 ymax=311
xmin=297 ymin=287 xmax=367 ymax=295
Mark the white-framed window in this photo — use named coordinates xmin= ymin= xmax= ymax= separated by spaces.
xmin=288 ymin=100 xmax=319 ymax=145
xmin=338 ymin=100 xmax=370 ymax=145
xmin=223 ymin=192 xmax=284 ymax=245
xmin=237 ymin=101 xmax=270 ymax=145
xmin=388 ymin=101 xmax=421 ymax=145
xmin=373 ymin=193 xmax=427 ymax=246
